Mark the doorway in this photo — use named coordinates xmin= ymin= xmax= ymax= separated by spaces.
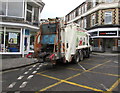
xmin=104 ymin=39 xmax=113 ymax=52
xmin=24 ymin=36 xmax=30 ymax=54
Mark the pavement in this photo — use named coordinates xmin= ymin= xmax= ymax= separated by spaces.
xmin=92 ymin=52 xmax=119 ymax=56
xmin=0 ymin=52 xmax=119 ymax=72
xmin=1 ymin=57 xmax=37 ymax=71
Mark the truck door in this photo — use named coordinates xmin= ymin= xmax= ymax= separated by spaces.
xmin=34 ymin=32 xmax=41 ymax=53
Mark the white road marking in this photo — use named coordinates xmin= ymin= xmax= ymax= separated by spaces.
xmin=24 ymin=71 xmax=29 ymax=75
xmin=39 ymin=64 xmax=42 ymax=67
xmin=33 ymin=65 xmax=36 ymax=67
xmin=36 ymin=67 xmax=40 ymax=70
xmin=15 ymin=91 xmax=20 ymax=93
xmin=101 ymin=84 xmax=108 ymax=90
xmin=114 ymin=61 xmax=118 ymax=64
xmin=17 ymin=76 xmax=24 ymax=80
xmin=32 ymin=71 xmax=37 ymax=74
xmin=29 ymin=68 xmax=32 ymax=71
xmin=27 ymin=75 xmax=34 ymax=80
xmin=19 ymin=82 xmax=28 ymax=88
xmin=8 ymin=82 xmax=16 ymax=88
xmin=78 ymin=63 xmax=86 ymax=71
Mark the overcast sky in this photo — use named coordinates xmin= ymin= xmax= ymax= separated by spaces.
xmin=41 ymin=0 xmax=85 ymax=19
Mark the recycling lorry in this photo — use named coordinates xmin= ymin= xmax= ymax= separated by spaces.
xmin=34 ymin=17 xmax=91 ymax=65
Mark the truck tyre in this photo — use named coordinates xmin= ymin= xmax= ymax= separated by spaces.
xmin=79 ymin=50 xmax=83 ymax=61
xmin=86 ymin=49 xmax=90 ymax=58
xmin=74 ymin=51 xmax=80 ymax=63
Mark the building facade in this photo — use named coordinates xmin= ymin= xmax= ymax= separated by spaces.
xmin=0 ymin=0 xmax=45 ymax=57
xmin=65 ymin=0 xmax=120 ymax=53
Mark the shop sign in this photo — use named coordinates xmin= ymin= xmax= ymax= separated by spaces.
xmin=99 ymin=31 xmax=117 ymax=36
xmin=8 ymin=33 xmax=17 ymax=44
xmin=118 ymin=40 xmax=120 ymax=46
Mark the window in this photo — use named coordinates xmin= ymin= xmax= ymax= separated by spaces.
xmin=27 ymin=4 xmax=32 ymax=11
xmin=30 ymin=32 xmax=36 ymax=51
xmin=26 ymin=4 xmax=33 ymax=22
xmin=8 ymin=1 xmax=23 ymax=17
xmin=93 ymin=0 xmax=96 ymax=7
xmin=26 ymin=11 xmax=32 ymax=22
xmin=0 ymin=27 xmax=21 ymax=53
xmin=5 ymin=28 xmax=21 ymax=52
xmin=85 ymin=4 xmax=87 ymax=12
xmin=104 ymin=11 xmax=112 ymax=24
xmin=0 ymin=28 xmax=4 ymax=52
xmin=81 ymin=6 xmax=84 ymax=14
xmin=0 ymin=0 xmax=23 ymax=17
xmin=105 ymin=0 xmax=113 ymax=3
xmin=0 ymin=2 xmax=6 ymax=15
xmin=92 ymin=15 xmax=95 ymax=26
xmin=79 ymin=8 xmax=81 ymax=15
xmin=84 ymin=18 xmax=87 ymax=28
xmin=33 ymin=7 xmax=39 ymax=22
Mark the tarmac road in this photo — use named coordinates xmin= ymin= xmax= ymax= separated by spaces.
xmin=1 ymin=54 xmax=119 ymax=93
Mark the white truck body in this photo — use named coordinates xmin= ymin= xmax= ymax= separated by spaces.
xmin=61 ymin=23 xmax=90 ymax=62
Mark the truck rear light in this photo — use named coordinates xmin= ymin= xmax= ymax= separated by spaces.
xmin=49 ymin=54 xmax=55 ymax=60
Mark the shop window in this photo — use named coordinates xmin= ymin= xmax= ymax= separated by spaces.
xmin=5 ymin=28 xmax=21 ymax=52
xmin=93 ymin=39 xmax=98 ymax=47
xmin=30 ymin=32 xmax=37 ymax=51
xmin=104 ymin=11 xmax=112 ymax=24
xmin=0 ymin=28 xmax=4 ymax=52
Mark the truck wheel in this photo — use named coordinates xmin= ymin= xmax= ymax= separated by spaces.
xmin=74 ymin=52 xmax=80 ymax=63
xmin=79 ymin=50 xmax=83 ymax=61
xmin=86 ymin=50 xmax=90 ymax=58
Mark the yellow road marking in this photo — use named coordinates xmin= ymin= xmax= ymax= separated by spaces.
xmin=62 ymin=80 xmax=103 ymax=92
xmin=36 ymin=60 xmax=111 ymax=92
xmin=38 ymin=81 xmax=62 ymax=92
xmin=36 ymin=73 xmax=103 ymax=92
xmin=36 ymin=73 xmax=61 ymax=81
xmin=39 ymin=70 xmax=49 ymax=74
xmin=65 ymin=73 xmax=81 ymax=80
xmin=67 ymin=67 xmax=82 ymax=71
xmin=89 ymin=71 xmax=120 ymax=77
xmin=87 ymin=60 xmax=111 ymax=71
xmin=107 ymin=78 xmax=120 ymax=91
xmin=80 ymin=62 xmax=120 ymax=68
xmin=66 ymin=67 xmax=119 ymax=77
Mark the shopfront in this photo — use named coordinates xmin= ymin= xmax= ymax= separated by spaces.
xmin=89 ymin=27 xmax=120 ymax=53
xmin=0 ymin=27 xmax=38 ymax=56
xmin=0 ymin=27 xmax=22 ymax=54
